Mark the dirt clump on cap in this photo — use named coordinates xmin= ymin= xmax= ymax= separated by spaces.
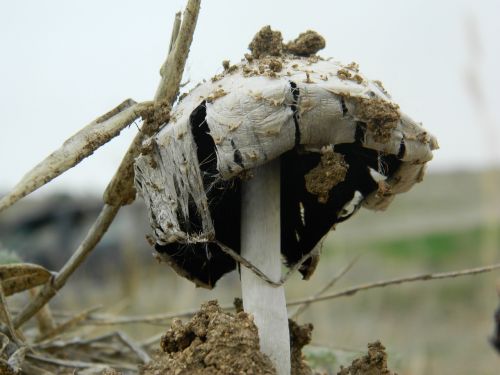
xmin=285 ymin=30 xmax=326 ymax=57
xmin=337 ymin=341 xmax=397 ymax=375
xmin=249 ymin=26 xmax=325 ymax=59
xmin=249 ymin=25 xmax=284 ymax=58
xmin=350 ymin=97 xmax=400 ymax=144
xmin=305 ymin=148 xmax=349 ymax=203
xmin=140 ymin=300 xmax=314 ymax=375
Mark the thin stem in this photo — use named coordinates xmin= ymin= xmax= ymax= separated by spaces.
xmin=13 ymin=204 xmax=120 ymax=328
xmin=0 ymin=283 xmax=24 ymax=346
xmin=155 ymin=0 xmax=201 ymax=101
xmin=104 ymin=0 xmax=201 ymax=206
xmin=291 ymin=255 xmax=360 ymax=319
xmin=12 ymin=0 xmax=202 ymax=329
xmin=74 ymin=261 xmax=500 ymax=326
xmin=168 ymin=12 xmax=182 ymax=54
xmin=0 ymin=99 xmax=143 ymax=213
xmin=286 ymin=262 xmax=500 ymax=307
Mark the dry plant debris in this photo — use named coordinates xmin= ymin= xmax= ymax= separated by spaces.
xmin=0 ymin=263 xmax=52 ymax=297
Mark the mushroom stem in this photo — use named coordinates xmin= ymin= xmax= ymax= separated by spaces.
xmin=241 ymin=159 xmax=291 ymax=375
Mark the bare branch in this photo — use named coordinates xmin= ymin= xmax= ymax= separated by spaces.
xmin=155 ymin=0 xmax=201 ymax=102
xmin=114 ymin=331 xmax=151 ymax=364
xmin=286 ymin=262 xmax=500 ymax=307
xmin=77 ymin=262 xmax=500 ymax=327
xmin=0 ymin=99 xmax=148 ymax=213
xmin=0 ymin=283 xmax=24 ymax=346
xmin=35 ymin=306 xmax=102 ymax=343
xmin=168 ymin=12 xmax=182 ymax=53
xmin=12 ymin=0 xmax=203 ymax=330
xmin=104 ymin=0 xmax=201 ymax=206
xmin=28 ymin=288 xmax=56 ymax=336
xmin=215 ymin=241 xmax=281 ymax=286
xmin=291 ymin=255 xmax=360 ymax=319
xmin=13 ymin=204 xmax=120 ymax=328
xmin=26 ymin=354 xmax=137 ymax=371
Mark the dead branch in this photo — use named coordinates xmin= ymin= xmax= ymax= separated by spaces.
xmin=291 ymin=255 xmax=360 ymax=319
xmin=155 ymin=0 xmax=200 ymax=101
xmin=0 ymin=99 xmax=149 ymax=213
xmin=13 ymin=204 xmax=120 ymax=328
xmin=104 ymin=0 xmax=201 ymax=206
xmin=169 ymin=12 xmax=182 ymax=54
xmin=29 ymin=288 xmax=56 ymax=337
xmin=0 ymin=283 xmax=24 ymax=346
xmin=78 ymin=308 xmax=201 ymax=326
xmin=26 ymin=353 xmax=137 ymax=371
xmin=286 ymin=262 xmax=500 ymax=307
xmin=114 ymin=331 xmax=151 ymax=364
xmin=12 ymin=0 xmax=201 ymax=330
xmin=35 ymin=306 xmax=102 ymax=343
xmin=76 ymin=262 xmax=500 ymax=326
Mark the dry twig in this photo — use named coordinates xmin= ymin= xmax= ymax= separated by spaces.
xmin=291 ymin=255 xmax=360 ymax=319
xmin=0 ymin=283 xmax=24 ymax=346
xmin=76 ymin=262 xmax=500 ymax=326
xmin=35 ymin=306 xmax=102 ymax=343
xmin=28 ymin=288 xmax=55 ymax=336
xmin=0 ymin=99 xmax=149 ymax=213
xmin=286 ymin=262 xmax=500 ymax=307
xmin=11 ymin=0 xmax=201 ymax=330
xmin=13 ymin=204 xmax=120 ymax=328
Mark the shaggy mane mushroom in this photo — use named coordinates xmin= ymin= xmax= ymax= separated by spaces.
xmin=134 ymin=26 xmax=438 ymax=374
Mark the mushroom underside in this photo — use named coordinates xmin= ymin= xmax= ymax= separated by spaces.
xmin=153 ymin=102 xmax=401 ymax=288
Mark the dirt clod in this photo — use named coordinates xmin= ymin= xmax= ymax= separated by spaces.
xmin=305 ymin=149 xmax=349 ymax=203
xmin=249 ymin=26 xmax=284 ymax=58
xmin=337 ymin=341 xmax=397 ymax=375
xmin=141 ymin=301 xmax=314 ymax=375
xmin=100 ymin=368 xmax=122 ymax=375
xmin=285 ymin=30 xmax=326 ymax=57
xmin=289 ymin=320 xmax=314 ymax=375
xmin=350 ymin=97 xmax=400 ymax=143
xmin=141 ymin=301 xmax=275 ymax=375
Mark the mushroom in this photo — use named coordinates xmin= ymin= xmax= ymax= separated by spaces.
xmin=134 ymin=26 xmax=438 ymax=374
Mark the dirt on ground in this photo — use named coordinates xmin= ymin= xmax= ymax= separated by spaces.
xmin=140 ymin=300 xmax=314 ymax=375
xmin=337 ymin=341 xmax=397 ymax=375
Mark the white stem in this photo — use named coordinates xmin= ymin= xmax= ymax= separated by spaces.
xmin=241 ymin=159 xmax=291 ymax=375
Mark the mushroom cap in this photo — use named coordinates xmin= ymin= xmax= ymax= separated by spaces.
xmin=134 ymin=55 xmax=438 ymax=288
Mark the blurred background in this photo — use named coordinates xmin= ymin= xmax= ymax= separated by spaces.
xmin=0 ymin=1 xmax=499 ymax=374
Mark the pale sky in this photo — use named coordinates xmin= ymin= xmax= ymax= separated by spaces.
xmin=1 ymin=0 xmax=499 ymax=195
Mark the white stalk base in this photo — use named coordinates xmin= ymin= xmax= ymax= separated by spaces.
xmin=241 ymin=159 xmax=291 ymax=375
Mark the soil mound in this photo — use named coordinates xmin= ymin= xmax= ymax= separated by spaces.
xmin=337 ymin=341 xmax=397 ymax=375
xmin=140 ymin=300 xmax=313 ymax=375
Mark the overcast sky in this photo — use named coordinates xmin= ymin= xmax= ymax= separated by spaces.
xmin=1 ymin=0 xmax=499 ymax=195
